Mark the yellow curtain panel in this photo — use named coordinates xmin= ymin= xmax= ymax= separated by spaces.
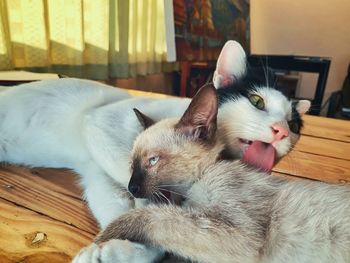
xmin=0 ymin=0 xmax=172 ymax=79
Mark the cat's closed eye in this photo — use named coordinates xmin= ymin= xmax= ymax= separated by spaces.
xmin=248 ymin=94 xmax=265 ymax=110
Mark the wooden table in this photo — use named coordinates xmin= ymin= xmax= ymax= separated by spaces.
xmin=0 ymin=90 xmax=349 ymax=262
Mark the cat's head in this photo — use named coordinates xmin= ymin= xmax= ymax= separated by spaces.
xmin=128 ymin=85 xmax=221 ymax=200
xmin=214 ymin=41 xmax=311 ymax=172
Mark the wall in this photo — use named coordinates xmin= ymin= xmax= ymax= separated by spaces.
xmin=250 ymin=0 xmax=350 ymax=105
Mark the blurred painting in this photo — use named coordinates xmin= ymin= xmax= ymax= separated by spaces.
xmin=173 ymin=0 xmax=250 ymax=61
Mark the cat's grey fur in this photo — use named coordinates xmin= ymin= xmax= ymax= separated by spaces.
xmin=94 ymin=85 xmax=350 ymax=263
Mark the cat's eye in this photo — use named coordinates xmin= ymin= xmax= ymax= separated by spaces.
xmin=248 ymin=94 xmax=265 ymax=110
xmin=288 ymin=121 xmax=300 ymax=133
xmin=148 ymin=156 xmax=159 ymax=167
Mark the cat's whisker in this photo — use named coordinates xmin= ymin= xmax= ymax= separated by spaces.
xmin=157 ymin=187 xmax=182 ymax=195
xmin=158 ymin=183 xmax=184 ymax=188
xmin=272 ymin=71 xmax=279 ymax=90
xmin=157 ymin=187 xmax=183 ymax=196
xmin=157 ymin=187 xmax=193 ymax=203
xmin=151 ymin=186 xmax=163 ymax=203
xmin=157 ymin=187 xmax=203 ymax=206
xmin=152 ymin=190 xmax=162 ymax=203
xmin=265 ymin=55 xmax=270 ymax=88
xmin=258 ymin=56 xmax=269 ymax=89
xmin=157 ymin=190 xmax=171 ymax=204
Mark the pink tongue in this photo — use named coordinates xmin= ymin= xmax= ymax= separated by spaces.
xmin=242 ymin=141 xmax=276 ymax=173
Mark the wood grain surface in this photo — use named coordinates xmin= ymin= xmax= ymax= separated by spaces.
xmin=0 ymin=89 xmax=349 ymax=262
xmin=302 ymin=115 xmax=350 ymax=142
xmin=0 ymin=198 xmax=94 ymax=263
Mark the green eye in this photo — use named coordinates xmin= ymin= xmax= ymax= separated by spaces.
xmin=248 ymin=94 xmax=265 ymax=110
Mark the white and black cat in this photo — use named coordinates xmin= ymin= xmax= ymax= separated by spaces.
xmin=78 ymin=84 xmax=350 ymax=263
xmin=0 ymin=41 xmax=309 ymax=227
xmin=213 ymin=42 xmax=309 ymax=170
xmin=0 ymin=41 xmax=309 ymax=261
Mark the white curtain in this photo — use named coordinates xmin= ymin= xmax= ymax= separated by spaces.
xmin=0 ymin=0 xmax=176 ymax=79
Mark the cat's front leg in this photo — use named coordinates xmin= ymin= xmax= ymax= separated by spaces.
xmin=95 ymin=205 xmax=245 ymax=263
xmin=72 ymin=239 xmax=162 ymax=263
xmin=77 ymin=164 xmax=135 ymax=228
xmin=75 ymin=166 xmax=164 ymax=263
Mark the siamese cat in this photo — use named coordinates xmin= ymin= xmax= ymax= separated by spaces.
xmin=77 ymin=84 xmax=350 ymax=263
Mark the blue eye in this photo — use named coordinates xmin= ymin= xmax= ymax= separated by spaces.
xmin=248 ymin=94 xmax=265 ymax=110
xmin=149 ymin=156 xmax=159 ymax=167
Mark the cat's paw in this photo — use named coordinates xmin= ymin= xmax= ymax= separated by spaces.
xmin=72 ymin=239 xmax=162 ymax=263
xmin=72 ymin=243 xmax=100 ymax=263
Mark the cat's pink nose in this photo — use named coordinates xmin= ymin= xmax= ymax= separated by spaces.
xmin=271 ymin=124 xmax=289 ymax=141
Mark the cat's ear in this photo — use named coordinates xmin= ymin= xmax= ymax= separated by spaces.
xmin=296 ymin=100 xmax=311 ymax=115
xmin=213 ymin=40 xmax=247 ymax=89
xmin=175 ymin=84 xmax=218 ymax=141
xmin=133 ymin=108 xmax=155 ymax=130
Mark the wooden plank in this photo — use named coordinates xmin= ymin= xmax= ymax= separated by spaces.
xmin=272 ymin=171 xmax=302 ymax=181
xmin=294 ymin=135 xmax=350 ymax=161
xmin=273 ymin=150 xmax=350 ymax=184
xmin=272 ymin=171 xmax=318 ymax=181
xmin=0 ymin=198 xmax=95 ymax=263
xmin=31 ymin=167 xmax=82 ymax=199
xmin=0 ymin=166 xmax=99 ymax=235
xmin=1 ymin=165 xmax=82 ymax=199
xmin=302 ymin=115 xmax=350 ymax=142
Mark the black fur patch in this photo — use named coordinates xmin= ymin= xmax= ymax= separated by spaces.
xmin=289 ymin=101 xmax=303 ymax=134
xmin=217 ymin=64 xmax=276 ymax=105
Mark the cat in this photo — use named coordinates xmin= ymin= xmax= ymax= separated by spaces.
xmin=81 ymin=84 xmax=350 ymax=263
xmin=0 ymin=41 xmax=309 ymax=262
